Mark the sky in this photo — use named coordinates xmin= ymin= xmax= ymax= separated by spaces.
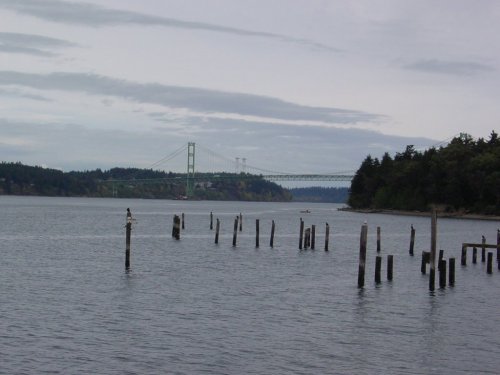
xmin=0 ymin=0 xmax=499 ymax=177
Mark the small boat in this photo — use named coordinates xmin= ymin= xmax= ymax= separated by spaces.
xmin=300 ymin=209 xmax=311 ymax=213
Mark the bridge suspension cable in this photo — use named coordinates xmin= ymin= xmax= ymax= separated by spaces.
xmin=148 ymin=143 xmax=188 ymax=170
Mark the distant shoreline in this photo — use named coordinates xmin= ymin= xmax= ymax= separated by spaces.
xmin=338 ymin=207 xmax=500 ymax=221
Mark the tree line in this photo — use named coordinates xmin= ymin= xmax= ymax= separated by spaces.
xmin=0 ymin=163 xmax=291 ymax=201
xmin=348 ymin=132 xmax=500 ymax=215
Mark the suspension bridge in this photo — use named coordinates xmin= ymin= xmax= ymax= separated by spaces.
xmin=103 ymin=142 xmax=355 ymax=197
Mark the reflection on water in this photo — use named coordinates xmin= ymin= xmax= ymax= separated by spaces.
xmin=1 ymin=196 xmax=499 ymax=374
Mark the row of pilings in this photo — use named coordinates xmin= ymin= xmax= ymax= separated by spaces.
xmin=124 ymin=208 xmax=500 ymax=291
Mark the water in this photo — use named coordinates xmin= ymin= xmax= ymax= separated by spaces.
xmin=1 ymin=196 xmax=499 ymax=374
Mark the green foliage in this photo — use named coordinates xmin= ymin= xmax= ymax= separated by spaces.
xmin=348 ymin=131 xmax=500 ymax=215
xmin=0 ymin=163 xmax=291 ymax=201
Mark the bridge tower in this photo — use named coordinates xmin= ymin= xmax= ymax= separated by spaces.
xmin=186 ymin=142 xmax=195 ymax=198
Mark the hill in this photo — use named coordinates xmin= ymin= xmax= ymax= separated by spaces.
xmin=348 ymin=132 xmax=500 ymax=215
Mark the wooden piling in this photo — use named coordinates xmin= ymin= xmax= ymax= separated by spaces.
xmin=125 ymin=208 xmax=132 ymax=270
xmin=439 ymin=259 xmax=447 ymax=289
xmin=255 ymin=219 xmax=260 ymax=248
xmin=377 ymin=226 xmax=381 ymax=253
xmin=311 ymin=225 xmax=316 ymax=250
xmin=299 ymin=218 xmax=304 ymax=250
xmin=324 ymin=223 xmax=330 ymax=251
xmin=430 ymin=209 xmax=437 ymax=291
xmin=304 ymin=228 xmax=311 ymax=250
xmin=387 ymin=255 xmax=393 ymax=281
xmin=487 ymin=252 xmax=493 ymax=274
xmin=210 ymin=211 xmax=213 ymax=230
xmin=409 ymin=224 xmax=415 ymax=256
xmin=497 ymin=229 xmax=500 ymax=269
xmin=482 ymin=235 xmax=486 ymax=262
xmin=232 ymin=216 xmax=238 ymax=247
xmin=438 ymin=249 xmax=444 ymax=270
xmin=449 ymin=258 xmax=455 ymax=286
xmin=421 ymin=251 xmax=429 ymax=274
xmin=239 ymin=213 xmax=242 ymax=232
xmin=358 ymin=224 xmax=368 ymax=288
xmin=215 ymin=218 xmax=220 ymax=244
xmin=375 ymin=256 xmax=382 ymax=283
xmin=181 ymin=213 xmax=185 ymax=230
xmin=472 ymin=247 xmax=477 ymax=264
xmin=172 ymin=214 xmax=181 ymax=240
xmin=270 ymin=220 xmax=275 ymax=248
xmin=461 ymin=244 xmax=467 ymax=266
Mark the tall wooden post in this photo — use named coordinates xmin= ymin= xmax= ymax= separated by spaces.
xmin=375 ymin=256 xmax=382 ymax=283
xmin=497 ymin=229 xmax=500 ymax=269
xmin=215 ymin=218 xmax=220 ymax=244
xmin=376 ymin=226 xmax=381 ymax=253
xmin=461 ymin=244 xmax=467 ymax=266
xmin=324 ymin=223 xmax=330 ymax=251
xmin=387 ymin=255 xmax=393 ymax=281
xmin=181 ymin=213 xmax=185 ymax=230
xmin=487 ymin=252 xmax=493 ymax=274
xmin=210 ymin=211 xmax=213 ymax=230
xmin=358 ymin=223 xmax=368 ymax=288
xmin=232 ymin=216 xmax=239 ymax=247
xmin=299 ymin=218 xmax=304 ymax=250
xmin=430 ymin=209 xmax=437 ymax=291
xmin=255 ymin=219 xmax=260 ymax=248
xmin=311 ymin=225 xmax=316 ymax=250
xmin=439 ymin=259 xmax=447 ymax=289
xmin=409 ymin=225 xmax=415 ymax=256
xmin=125 ymin=208 xmax=132 ymax=270
xmin=472 ymin=247 xmax=477 ymax=264
xmin=304 ymin=228 xmax=311 ymax=250
xmin=270 ymin=220 xmax=275 ymax=248
xmin=449 ymin=258 xmax=455 ymax=286
xmin=482 ymin=235 xmax=486 ymax=262
xmin=239 ymin=213 xmax=243 ymax=232
xmin=438 ymin=249 xmax=444 ymax=270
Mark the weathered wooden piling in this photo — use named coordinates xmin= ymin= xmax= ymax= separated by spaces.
xmin=430 ymin=209 xmax=437 ymax=291
xmin=125 ymin=208 xmax=132 ymax=270
xmin=304 ymin=228 xmax=311 ymax=249
xmin=375 ymin=255 xmax=382 ymax=283
xmin=439 ymin=259 xmax=447 ymax=289
xmin=461 ymin=244 xmax=467 ymax=266
xmin=449 ymin=258 xmax=455 ymax=286
xmin=438 ymin=249 xmax=444 ymax=270
xmin=497 ymin=229 xmax=500 ymax=269
xmin=232 ymin=216 xmax=239 ymax=247
xmin=421 ymin=251 xmax=429 ymax=274
xmin=358 ymin=224 xmax=368 ymax=288
xmin=482 ymin=235 xmax=486 ymax=262
xmin=472 ymin=247 xmax=477 ymax=264
xmin=324 ymin=223 xmax=330 ymax=251
xmin=210 ymin=211 xmax=213 ymax=230
xmin=215 ymin=218 xmax=220 ymax=244
xmin=299 ymin=218 xmax=304 ymax=250
xmin=255 ymin=219 xmax=260 ymax=248
xmin=172 ymin=214 xmax=181 ymax=240
xmin=239 ymin=213 xmax=242 ymax=232
xmin=409 ymin=224 xmax=415 ymax=256
xmin=387 ymin=255 xmax=393 ymax=281
xmin=311 ymin=225 xmax=316 ymax=250
xmin=377 ymin=226 xmax=381 ymax=253
xmin=181 ymin=213 xmax=185 ymax=230
xmin=270 ymin=220 xmax=275 ymax=248
xmin=487 ymin=252 xmax=493 ymax=274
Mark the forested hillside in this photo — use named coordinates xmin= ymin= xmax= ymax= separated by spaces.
xmin=348 ymin=132 xmax=500 ymax=215
xmin=289 ymin=187 xmax=348 ymax=203
xmin=0 ymin=162 xmax=291 ymax=201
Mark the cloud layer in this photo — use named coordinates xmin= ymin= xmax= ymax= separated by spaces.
xmin=0 ymin=31 xmax=77 ymax=56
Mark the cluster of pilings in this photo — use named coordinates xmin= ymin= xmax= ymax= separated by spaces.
xmin=125 ymin=208 xmax=500 ymax=289
xmin=357 ymin=224 xmax=394 ymax=288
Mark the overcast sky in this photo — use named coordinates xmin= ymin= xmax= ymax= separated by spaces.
xmin=0 ymin=0 xmax=498 ymax=176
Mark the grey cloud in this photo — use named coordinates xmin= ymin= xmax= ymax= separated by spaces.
xmin=0 ymin=71 xmax=383 ymax=125
xmin=0 ymin=87 xmax=51 ymax=101
xmin=405 ymin=59 xmax=495 ymax=76
xmin=0 ymin=0 xmax=339 ymax=52
xmin=0 ymin=31 xmax=77 ymax=57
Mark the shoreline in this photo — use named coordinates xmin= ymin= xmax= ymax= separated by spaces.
xmin=338 ymin=207 xmax=500 ymax=221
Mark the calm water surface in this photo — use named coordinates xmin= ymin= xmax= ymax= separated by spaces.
xmin=1 ymin=196 xmax=499 ymax=374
